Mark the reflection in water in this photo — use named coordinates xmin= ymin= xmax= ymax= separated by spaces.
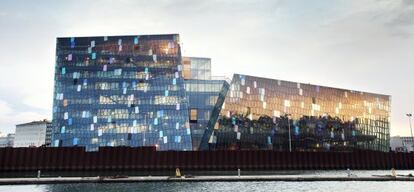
xmin=1 ymin=181 xmax=414 ymax=192
xmin=0 ymin=170 xmax=414 ymax=192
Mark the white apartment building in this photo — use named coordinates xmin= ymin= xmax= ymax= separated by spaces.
xmin=14 ymin=120 xmax=52 ymax=147
xmin=390 ymin=136 xmax=414 ymax=152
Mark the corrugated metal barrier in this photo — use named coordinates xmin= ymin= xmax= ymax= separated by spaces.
xmin=0 ymin=147 xmax=413 ymax=171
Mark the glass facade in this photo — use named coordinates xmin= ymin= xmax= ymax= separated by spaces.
xmin=51 ymin=34 xmax=391 ymax=152
xmin=182 ymin=57 xmax=211 ymax=80
xmin=52 ymin=34 xmax=193 ymax=151
xmin=185 ymin=79 xmax=229 ymax=150
xmin=207 ymin=74 xmax=391 ymax=152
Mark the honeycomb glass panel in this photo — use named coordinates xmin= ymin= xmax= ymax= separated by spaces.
xmin=207 ymin=74 xmax=390 ymax=152
xmin=52 ymin=34 xmax=192 ymax=151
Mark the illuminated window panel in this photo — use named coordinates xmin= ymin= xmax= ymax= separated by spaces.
xmin=189 ymin=109 xmax=198 ymax=121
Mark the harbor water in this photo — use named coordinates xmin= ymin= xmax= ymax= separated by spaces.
xmin=1 ymin=170 xmax=414 ymax=192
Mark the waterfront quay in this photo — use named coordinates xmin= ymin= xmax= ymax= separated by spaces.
xmin=0 ymin=175 xmax=413 ymax=185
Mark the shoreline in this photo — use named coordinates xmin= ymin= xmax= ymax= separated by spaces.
xmin=1 ymin=175 xmax=414 ymax=185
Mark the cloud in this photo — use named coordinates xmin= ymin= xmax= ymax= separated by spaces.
xmin=0 ymin=0 xmax=413 ymax=137
xmin=368 ymin=0 xmax=414 ymax=37
xmin=388 ymin=0 xmax=414 ymax=26
xmin=0 ymin=99 xmax=48 ymax=134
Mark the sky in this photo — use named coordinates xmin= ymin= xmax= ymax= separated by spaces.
xmin=0 ymin=0 xmax=414 ymax=136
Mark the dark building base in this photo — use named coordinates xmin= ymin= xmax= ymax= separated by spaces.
xmin=0 ymin=147 xmax=413 ymax=171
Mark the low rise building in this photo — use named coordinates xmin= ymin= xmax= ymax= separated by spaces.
xmin=390 ymin=136 xmax=414 ymax=152
xmin=0 ymin=134 xmax=15 ymax=147
xmin=14 ymin=120 xmax=52 ymax=147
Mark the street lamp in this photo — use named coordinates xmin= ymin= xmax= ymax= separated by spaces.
xmin=286 ymin=113 xmax=292 ymax=152
xmin=407 ymin=114 xmax=414 ymax=151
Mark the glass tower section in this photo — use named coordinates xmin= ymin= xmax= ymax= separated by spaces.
xmin=209 ymin=74 xmax=390 ymax=152
xmin=185 ymin=79 xmax=229 ymax=150
xmin=182 ymin=57 xmax=211 ymax=80
xmin=52 ymin=34 xmax=192 ymax=151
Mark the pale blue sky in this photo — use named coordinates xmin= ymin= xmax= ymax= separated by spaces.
xmin=0 ymin=0 xmax=414 ymax=136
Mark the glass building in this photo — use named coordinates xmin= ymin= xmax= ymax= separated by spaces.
xmin=203 ymin=74 xmax=391 ymax=152
xmin=51 ymin=34 xmax=391 ymax=152
xmin=52 ymin=34 xmax=193 ymax=151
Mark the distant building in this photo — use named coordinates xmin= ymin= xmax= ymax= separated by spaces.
xmin=45 ymin=122 xmax=53 ymax=146
xmin=390 ymin=136 xmax=414 ymax=152
xmin=0 ymin=134 xmax=15 ymax=147
xmin=14 ymin=120 xmax=52 ymax=147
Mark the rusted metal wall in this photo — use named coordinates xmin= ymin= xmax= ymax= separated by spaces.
xmin=0 ymin=147 xmax=413 ymax=171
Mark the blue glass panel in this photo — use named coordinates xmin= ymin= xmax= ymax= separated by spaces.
xmin=157 ymin=110 xmax=164 ymax=117
xmin=294 ymin=126 xmax=300 ymax=136
xmin=54 ymin=140 xmax=59 ymax=147
xmin=70 ymin=37 xmax=75 ymax=48
xmin=73 ymin=138 xmax=78 ymax=145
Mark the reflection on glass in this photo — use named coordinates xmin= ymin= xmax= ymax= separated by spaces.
xmin=208 ymin=74 xmax=390 ymax=152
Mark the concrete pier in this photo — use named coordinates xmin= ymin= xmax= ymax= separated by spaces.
xmin=0 ymin=175 xmax=413 ymax=185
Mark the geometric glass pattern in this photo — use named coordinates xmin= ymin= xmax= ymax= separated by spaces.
xmin=51 ymin=34 xmax=391 ymax=153
xmin=52 ymin=34 xmax=192 ymax=151
xmin=210 ymin=74 xmax=390 ymax=152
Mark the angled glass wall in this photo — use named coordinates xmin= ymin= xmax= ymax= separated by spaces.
xmin=185 ymin=79 xmax=229 ymax=150
xmin=209 ymin=74 xmax=390 ymax=152
xmin=52 ymin=34 xmax=193 ymax=151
